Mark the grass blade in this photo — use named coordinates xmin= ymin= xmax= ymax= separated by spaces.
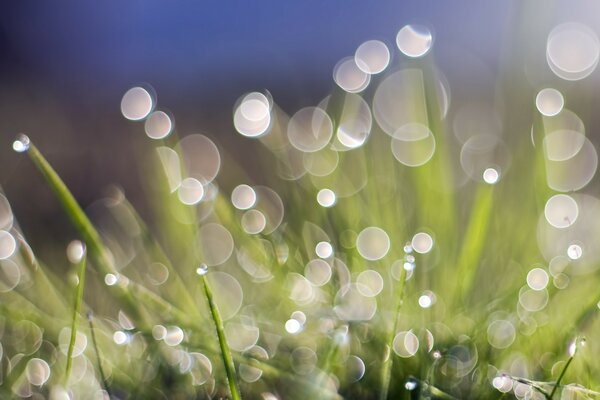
xmin=65 ymin=242 xmax=87 ymax=385
xmin=199 ymin=267 xmax=241 ymax=400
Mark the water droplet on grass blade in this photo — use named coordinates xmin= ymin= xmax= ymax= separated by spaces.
xmin=196 ymin=264 xmax=208 ymax=276
xmin=404 ymin=377 xmax=418 ymax=391
xmin=13 ymin=134 xmax=30 ymax=153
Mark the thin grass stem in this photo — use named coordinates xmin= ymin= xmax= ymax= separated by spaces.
xmin=88 ymin=312 xmax=111 ymax=397
xmin=65 ymin=244 xmax=87 ymax=385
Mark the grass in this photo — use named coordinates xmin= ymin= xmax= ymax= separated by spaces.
xmin=1 ymin=26 xmax=600 ymax=400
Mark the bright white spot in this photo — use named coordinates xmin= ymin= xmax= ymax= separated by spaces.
xmin=234 ymin=92 xmax=272 ymax=138
xmin=196 ymin=264 xmax=208 ymax=276
xmin=545 ymin=194 xmax=578 ymax=228
xmin=121 ymin=87 xmax=153 ymax=120
xmin=333 ymin=57 xmax=370 ymax=93
xmin=536 ymin=88 xmax=564 ymax=116
xmin=527 ymin=268 xmax=549 ymax=290
xmin=66 ymin=240 xmax=85 ymax=264
xmin=568 ymin=340 xmax=577 ymax=356
xmin=492 ymin=375 xmax=513 ymax=393
xmin=411 ymin=232 xmax=433 ymax=254
xmin=285 ymin=319 xmax=302 ymax=334
xmin=567 ymin=244 xmax=582 ymax=260
xmin=405 ymin=379 xmax=418 ymax=391
xmin=418 ymin=294 xmax=433 ymax=308
xmin=547 ymin=23 xmax=600 ymax=81
xmin=164 ymin=326 xmax=184 ymax=346
xmin=0 ymin=230 xmax=17 ymax=260
xmin=13 ymin=134 xmax=30 ymax=153
xmin=315 ymin=241 xmax=333 ymax=258
xmin=355 ymin=40 xmax=390 ymax=74
xmin=356 ymin=227 xmax=390 ymax=261
xmin=105 ymin=273 xmax=118 ymax=286
xmin=231 ymin=185 xmax=256 ymax=210
xmin=241 ymin=210 xmax=267 ymax=234
xmin=145 ymin=111 xmax=173 ymax=139
xmin=317 ymin=189 xmax=336 ymax=207
xmin=396 ymin=25 xmax=433 ymax=58
xmin=483 ymin=168 xmax=500 ymax=184
xmin=113 ymin=331 xmax=128 ymax=345
xmin=177 ymin=177 xmax=204 ymax=205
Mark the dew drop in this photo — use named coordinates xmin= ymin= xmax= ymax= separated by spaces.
xmin=404 ymin=377 xmax=418 ymax=391
xmin=13 ymin=134 xmax=30 ymax=153
xmin=196 ymin=264 xmax=208 ymax=276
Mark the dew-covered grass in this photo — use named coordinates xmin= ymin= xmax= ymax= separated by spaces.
xmin=1 ymin=22 xmax=600 ymax=400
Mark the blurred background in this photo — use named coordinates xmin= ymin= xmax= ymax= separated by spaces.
xmin=1 ymin=0 xmax=600 ymax=254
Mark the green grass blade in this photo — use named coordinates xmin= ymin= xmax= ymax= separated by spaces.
xmin=65 ymin=243 xmax=87 ymax=385
xmin=199 ymin=269 xmax=241 ymax=400
xmin=17 ymin=137 xmax=147 ymax=326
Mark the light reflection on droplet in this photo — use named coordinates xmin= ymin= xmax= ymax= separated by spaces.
xmin=234 ymin=92 xmax=272 ymax=138
xmin=177 ymin=177 xmax=204 ymax=205
xmin=231 ymin=185 xmax=256 ymax=210
xmin=315 ymin=241 xmax=333 ymax=259
xmin=287 ymin=107 xmax=334 ymax=153
xmin=66 ymin=240 xmax=86 ymax=264
xmin=164 ymin=326 xmax=184 ymax=347
xmin=304 ymin=259 xmax=332 ymax=286
xmin=13 ymin=133 xmax=31 ymax=153
xmin=346 ymin=355 xmax=366 ymax=382
xmin=411 ymin=232 xmax=433 ymax=254
xmin=190 ymin=352 xmax=213 ymax=385
xmin=121 ymin=87 xmax=153 ymax=120
xmin=545 ymin=135 xmax=597 ymax=191
xmin=145 ymin=111 xmax=173 ymax=139
xmin=418 ymin=291 xmax=436 ymax=308
xmin=113 ymin=330 xmax=128 ymax=345
xmin=333 ymin=57 xmax=371 ymax=93
xmin=392 ymin=330 xmax=419 ymax=357
xmin=355 ymin=40 xmax=390 ymax=74
xmin=26 ymin=358 xmax=51 ymax=386
xmin=492 ymin=375 xmax=513 ymax=393
xmin=241 ymin=210 xmax=267 ymax=235
xmin=105 ymin=273 xmax=118 ymax=286
xmin=199 ymin=224 xmax=234 ymax=266
xmin=285 ymin=319 xmax=302 ymax=334
xmin=567 ymin=244 xmax=582 ymax=260
xmin=58 ymin=327 xmax=88 ymax=357
xmin=239 ymin=346 xmax=268 ymax=383
xmin=526 ymin=268 xmax=549 ymax=290
xmin=356 ymin=227 xmax=390 ymax=261
xmin=0 ymin=230 xmax=16 ymax=260
xmin=152 ymin=325 xmax=167 ymax=340
xmin=290 ymin=347 xmax=317 ymax=375
xmin=179 ymin=134 xmax=221 ymax=184
xmin=396 ymin=25 xmax=433 ymax=58
xmin=206 ymin=272 xmax=244 ymax=320
xmin=225 ymin=323 xmax=259 ymax=352
xmin=0 ymin=259 xmax=21 ymax=292
xmin=405 ymin=378 xmax=418 ymax=391
xmin=536 ymin=88 xmax=564 ymax=117
xmin=545 ymin=194 xmax=579 ymax=229
xmin=519 ymin=287 xmax=549 ymax=312
xmin=483 ymin=168 xmax=500 ymax=185
xmin=487 ymin=320 xmax=516 ymax=349
xmin=316 ymin=189 xmax=336 ymax=207
xmin=547 ymin=22 xmax=600 ymax=81
xmin=356 ymin=270 xmax=384 ymax=297
xmin=391 ymin=125 xmax=436 ymax=167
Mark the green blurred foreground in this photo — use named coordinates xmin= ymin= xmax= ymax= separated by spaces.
xmin=1 ymin=23 xmax=600 ymax=399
